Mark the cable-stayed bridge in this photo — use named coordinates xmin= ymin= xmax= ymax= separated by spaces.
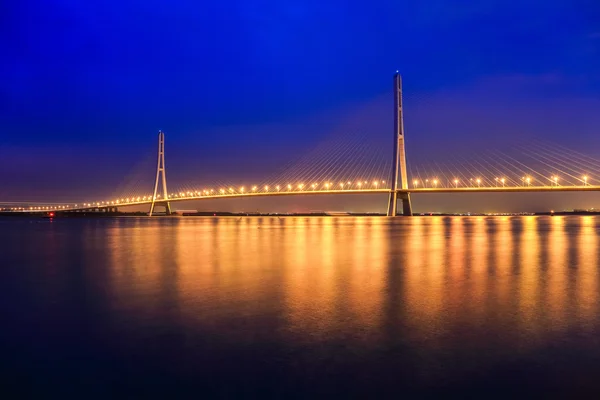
xmin=3 ymin=73 xmax=600 ymax=216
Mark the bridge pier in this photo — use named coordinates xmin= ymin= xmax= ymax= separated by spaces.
xmin=400 ymin=192 xmax=412 ymax=216
xmin=149 ymin=201 xmax=171 ymax=216
xmin=388 ymin=191 xmax=412 ymax=216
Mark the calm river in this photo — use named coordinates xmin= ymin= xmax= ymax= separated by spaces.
xmin=1 ymin=216 xmax=599 ymax=396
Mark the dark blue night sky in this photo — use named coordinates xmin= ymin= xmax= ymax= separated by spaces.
xmin=2 ymin=1 xmax=600 ymax=212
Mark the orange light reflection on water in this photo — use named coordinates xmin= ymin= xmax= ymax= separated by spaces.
xmin=98 ymin=216 xmax=600 ymax=353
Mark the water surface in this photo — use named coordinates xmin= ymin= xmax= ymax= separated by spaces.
xmin=1 ymin=216 xmax=600 ymax=396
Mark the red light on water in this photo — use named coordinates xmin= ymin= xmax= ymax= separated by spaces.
xmin=49 ymin=212 xmax=55 ymax=217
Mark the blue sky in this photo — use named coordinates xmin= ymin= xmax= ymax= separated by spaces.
xmin=1 ymin=1 xmax=600 ymax=211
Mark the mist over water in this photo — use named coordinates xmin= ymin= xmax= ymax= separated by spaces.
xmin=2 ymin=216 xmax=600 ymax=396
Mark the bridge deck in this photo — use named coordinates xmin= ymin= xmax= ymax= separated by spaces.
xmin=408 ymin=185 xmax=600 ymax=193
xmin=4 ymin=185 xmax=600 ymax=212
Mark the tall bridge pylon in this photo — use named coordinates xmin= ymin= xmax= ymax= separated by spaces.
xmin=149 ymin=130 xmax=172 ymax=216
xmin=387 ymin=72 xmax=412 ymax=216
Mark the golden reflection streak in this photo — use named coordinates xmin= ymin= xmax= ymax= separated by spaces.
xmin=108 ymin=218 xmax=173 ymax=319
xmin=176 ymin=217 xmax=290 ymax=331
xmin=518 ymin=216 xmax=540 ymax=330
xmin=238 ymin=218 xmax=284 ymax=316
xmin=283 ymin=217 xmax=338 ymax=339
xmin=493 ymin=216 xmax=512 ymax=314
xmin=443 ymin=217 xmax=466 ymax=327
xmin=576 ymin=216 xmax=598 ymax=324
xmin=404 ymin=217 xmax=445 ymax=332
xmin=177 ymin=218 xmax=220 ymax=311
xmin=546 ymin=216 xmax=568 ymax=327
xmin=469 ymin=217 xmax=489 ymax=319
xmin=346 ymin=217 xmax=368 ymax=323
xmin=345 ymin=217 xmax=387 ymax=335
xmin=448 ymin=217 xmax=465 ymax=286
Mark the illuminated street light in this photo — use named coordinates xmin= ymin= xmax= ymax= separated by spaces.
xmin=454 ymin=179 xmax=459 ymax=188
xmin=583 ymin=175 xmax=588 ymax=186
xmin=433 ymin=179 xmax=438 ymax=187
xmin=252 ymin=186 xmax=257 ymax=192
xmin=311 ymin=183 xmax=317 ymax=189
xmin=501 ymin=178 xmax=505 ymax=187
xmin=325 ymin=182 xmax=330 ymax=190
xmin=413 ymin=180 xmax=419 ymax=187
xmin=476 ymin=178 xmax=481 ymax=188
xmin=373 ymin=181 xmax=379 ymax=188
xmin=287 ymin=184 xmax=292 ymax=191
xmin=264 ymin=185 xmax=269 ymax=191
xmin=298 ymin=183 xmax=304 ymax=190
xmin=276 ymin=185 xmax=280 ymax=191
xmin=525 ymin=177 xmax=531 ymax=186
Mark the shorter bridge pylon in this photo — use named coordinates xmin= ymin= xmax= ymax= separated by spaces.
xmin=149 ymin=130 xmax=171 ymax=216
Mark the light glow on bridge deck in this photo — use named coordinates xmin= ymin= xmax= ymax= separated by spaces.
xmin=5 ymin=178 xmax=600 ymax=213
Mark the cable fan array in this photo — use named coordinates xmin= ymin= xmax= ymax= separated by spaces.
xmin=20 ymin=134 xmax=600 ymax=212
xmin=121 ymin=128 xmax=395 ymax=200
xmin=408 ymin=140 xmax=599 ymax=188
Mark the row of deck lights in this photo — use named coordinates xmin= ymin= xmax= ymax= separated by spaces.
xmin=37 ymin=175 xmax=595 ymax=210
xmin=14 ymin=205 xmax=75 ymax=211
xmin=163 ymin=180 xmax=387 ymax=199
xmin=412 ymin=175 xmax=591 ymax=188
xmin=73 ymin=180 xmax=388 ymax=207
xmin=15 ymin=174 xmax=596 ymax=211
xmin=73 ymin=174 xmax=592 ymax=207
xmin=65 ymin=175 xmax=594 ymax=207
